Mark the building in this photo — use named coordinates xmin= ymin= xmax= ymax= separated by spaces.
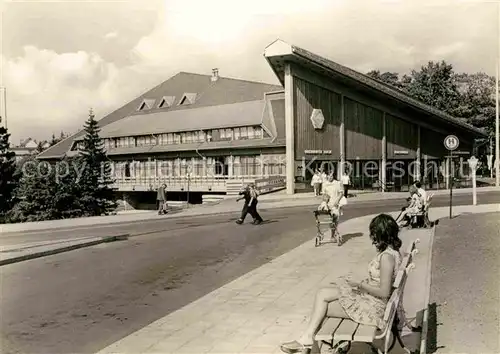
xmin=38 ymin=70 xmax=287 ymax=207
xmin=12 ymin=138 xmax=50 ymax=162
xmin=38 ymin=40 xmax=487 ymax=206
xmin=263 ymin=39 xmax=487 ymax=194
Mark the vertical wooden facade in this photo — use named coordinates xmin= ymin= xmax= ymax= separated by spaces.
xmin=287 ymin=62 xmax=477 ymax=191
xmin=294 ymin=77 xmax=342 ymax=159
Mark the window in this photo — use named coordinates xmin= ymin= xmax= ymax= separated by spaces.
xmin=240 ymin=127 xmax=249 ymax=140
xmin=174 ymin=133 xmax=181 ymax=144
xmin=206 ymin=130 xmax=212 ymax=142
xmin=241 ymin=156 xmax=258 ymax=176
xmin=167 ymin=133 xmax=174 ymax=144
xmin=158 ymin=96 xmax=175 ymax=108
xmin=234 ymin=128 xmax=241 ymax=140
xmin=178 ymin=93 xmax=197 ymax=106
xmin=220 ymin=128 xmax=232 ymax=140
xmin=137 ymin=99 xmax=155 ymax=111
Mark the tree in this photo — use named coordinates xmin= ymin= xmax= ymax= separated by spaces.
xmin=78 ymin=109 xmax=117 ymax=216
xmin=50 ymin=133 xmax=59 ymax=146
xmin=7 ymin=157 xmax=84 ymax=222
xmin=453 ymin=72 xmax=496 ymax=134
xmin=366 ymin=70 xmax=407 ymax=90
xmin=0 ymin=127 xmax=17 ymax=221
xmin=403 ymin=61 xmax=462 ymax=116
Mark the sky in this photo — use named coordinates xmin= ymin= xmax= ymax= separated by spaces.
xmin=1 ymin=0 xmax=499 ymax=145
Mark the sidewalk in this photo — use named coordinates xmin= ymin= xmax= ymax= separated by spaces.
xmin=95 ymin=204 xmax=499 ymax=354
xmin=2 ymin=186 xmax=498 ymax=234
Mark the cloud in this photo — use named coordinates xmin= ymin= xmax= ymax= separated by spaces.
xmin=1 ymin=46 xmax=149 ymax=142
xmin=104 ymin=31 xmax=118 ymax=40
xmin=3 ymin=0 xmax=499 ymax=144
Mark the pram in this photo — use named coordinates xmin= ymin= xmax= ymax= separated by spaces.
xmin=314 ymin=209 xmax=342 ymax=247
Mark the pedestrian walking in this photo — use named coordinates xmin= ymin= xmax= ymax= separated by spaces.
xmin=248 ymin=183 xmax=263 ymax=224
xmin=311 ymin=170 xmax=322 ymax=196
xmin=157 ymin=183 xmax=168 ymax=215
xmin=235 ymin=183 xmax=263 ymax=225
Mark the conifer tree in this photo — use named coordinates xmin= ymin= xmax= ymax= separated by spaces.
xmin=0 ymin=127 xmax=17 ymax=221
xmin=8 ymin=157 xmax=84 ymax=222
xmin=78 ymin=109 xmax=117 ymax=216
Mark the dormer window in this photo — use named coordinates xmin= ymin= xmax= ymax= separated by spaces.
xmin=178 ymin=93 xmax=197 ymax=106
xmin=158 ymin=96 xmax=175 ymax=108
xmin=137 ymin=99 xmax=155 ymax=111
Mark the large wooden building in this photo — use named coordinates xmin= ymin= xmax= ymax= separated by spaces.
xmin=38 ymin=40 xmax=486 ymax=206
xmin=38 ymin=70 xmax=287 ymax=206
xmin=264 ymin=39 xmax=487 ymax=194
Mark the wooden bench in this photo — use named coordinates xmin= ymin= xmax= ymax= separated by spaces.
xmin=314 ymin=239 xmax=420 ymax=354
xmin=412 ymin=193 xmax=434 ymax=229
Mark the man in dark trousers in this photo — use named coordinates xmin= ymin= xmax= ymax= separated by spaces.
xmin=235 ymin=183 xmax=263 ymax=225
xmin=157 ymin=183 xmax=168 ymax=215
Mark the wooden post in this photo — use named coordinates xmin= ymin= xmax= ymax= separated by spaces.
xmin=284 ymin=63 xmax=295 ymax=195
xmin=339 ymin=95 xmax=345 ymax=181
xmin=416 ymin=125 xmax=421 ymax=182
xmin=381 ymin=112 xmax=387 ymax=192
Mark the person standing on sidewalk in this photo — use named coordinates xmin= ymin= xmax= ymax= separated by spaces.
xmin=341 ymin=170 xmax=351 ymax=198
xmin=156 ymin=184 xmax=168 ymax=215
xmin=311 ymin=170 xmax=322 ymax=196
xmin=280 ymin=214 xmax=402 ymax=354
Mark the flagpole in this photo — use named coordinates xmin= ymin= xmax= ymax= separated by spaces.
xmin=496 ymin=1 xmax=500 ymax=187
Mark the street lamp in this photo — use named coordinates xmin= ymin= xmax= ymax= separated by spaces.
xmin=468 ymin=156 xmax=479 ymax=206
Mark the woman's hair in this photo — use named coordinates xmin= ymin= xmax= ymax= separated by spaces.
xmin=369 ymin=214 xmax=402 ymax=252
xmin=409 ymin=185 xmax=418 ymax=195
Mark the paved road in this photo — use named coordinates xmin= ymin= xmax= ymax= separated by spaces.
xmin=428 ymin=211 xmax=500 ymax=354
xmin=1 ymin=193 xmax=499 ymax=354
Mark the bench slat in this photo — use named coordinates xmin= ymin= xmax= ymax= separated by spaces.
xmin=333 ymin=319 xmax=359 ymax=341
xmin=315 ymin=318 xmax=342 ymax=341
xmin=352 ymin=324 xmax=377 ymax=342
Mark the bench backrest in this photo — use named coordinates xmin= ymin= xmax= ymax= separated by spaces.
xmin=424 ymin=193 xmax=434 ymax=211
xmin=393 ymin=239 xmax=419 ymax=288
xmin=379 ymin=262 xmax=415 ymax=338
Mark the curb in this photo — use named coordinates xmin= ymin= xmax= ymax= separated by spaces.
xmin=419 ymin=223 xmax=436 ymax=354
xmin=0 ymin=234 xmax=129 ymax=266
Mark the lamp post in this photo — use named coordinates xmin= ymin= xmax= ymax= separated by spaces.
xmin=468 ymin=156 xmax=479 ymax=206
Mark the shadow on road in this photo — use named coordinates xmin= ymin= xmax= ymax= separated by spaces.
xmin=426 ymin=302 xmax=445 ymax=354
xmin=340 ymin=232 xmax=364 ymax=244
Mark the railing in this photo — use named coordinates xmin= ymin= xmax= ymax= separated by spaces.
xmin=111 ymin=174 xmax=285 ymax=193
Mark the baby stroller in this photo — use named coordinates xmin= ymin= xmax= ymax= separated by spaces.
xmin=314 ymin=209 xmax=342 ymax=247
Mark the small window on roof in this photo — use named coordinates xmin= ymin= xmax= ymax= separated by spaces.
xmin=137 ymin=99 xmax=155 ymax=111
xmin=178 ymin=93 xmax=197 ymax=106
xmin=158 ymin=96 xmax=175 ymax=108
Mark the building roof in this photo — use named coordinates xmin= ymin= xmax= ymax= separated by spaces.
xmin=38 ymin=72 xmax=282 ymax=159
xmin=75 ymin=100 xmax=266 ymax=139
xmin=264 ymin=39 xmax=487 ymax=138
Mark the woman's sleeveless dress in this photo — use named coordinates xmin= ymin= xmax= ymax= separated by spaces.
xmin=336 ymin=247 xmax=402 ymax=329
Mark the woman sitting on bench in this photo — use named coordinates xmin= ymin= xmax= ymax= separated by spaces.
xmin=280 ymin=214 xmax=403 ymax=354
xmin=395 ymin=185 xmax=422 ymax=227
